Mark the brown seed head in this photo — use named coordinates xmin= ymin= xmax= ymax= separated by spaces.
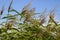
xmin=8 ymin=0 xmax=13 ymax=12
xmin=0 ymin=6 xmax=4 ymax=15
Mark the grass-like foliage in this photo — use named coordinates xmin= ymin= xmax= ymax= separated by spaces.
xmin=0 ymin=0 xmax=60 ymax=40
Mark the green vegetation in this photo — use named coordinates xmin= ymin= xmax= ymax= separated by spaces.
xmin=0 ymin=0 xmax=60 ymax=40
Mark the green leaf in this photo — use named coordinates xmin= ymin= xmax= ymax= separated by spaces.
xmin=9 ymin=9 xmax=20 ymax=15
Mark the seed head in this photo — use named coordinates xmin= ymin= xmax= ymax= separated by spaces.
xmin=8 ymin=0 xmax=13 ymax=12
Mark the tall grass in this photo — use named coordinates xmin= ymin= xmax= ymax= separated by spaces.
xmin=0 ymin=0 xmax=60 ymax=40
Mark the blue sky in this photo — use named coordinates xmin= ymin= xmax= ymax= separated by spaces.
xmin=0 ymin=0 xmax=60 ymax=23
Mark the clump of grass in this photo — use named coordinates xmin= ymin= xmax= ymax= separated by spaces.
xmin=0 ymin=0 xmax=60 ymax=40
